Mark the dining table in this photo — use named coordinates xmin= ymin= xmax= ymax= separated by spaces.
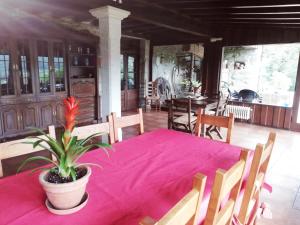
xmin=165 ymin=96 xmax=219 ymax=112
xmin=0 ymin=129 xmax=250 ymax=225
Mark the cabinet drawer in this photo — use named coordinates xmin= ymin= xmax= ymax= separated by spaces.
xmin=70 ymin=79 xmax=96 ymax=97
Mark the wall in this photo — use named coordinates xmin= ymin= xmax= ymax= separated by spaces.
xmin=152 ymin=44 xmax=204 ymax=95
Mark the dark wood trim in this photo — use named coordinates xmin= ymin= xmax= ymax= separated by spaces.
xmin=291 ymin=53 xmax=300 ymax=131
xmin=228 ymin=101 xmax=293 ymax=129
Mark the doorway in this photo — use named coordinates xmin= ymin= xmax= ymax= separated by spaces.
xmin=121 ymin=54 xmax=138 ymax=111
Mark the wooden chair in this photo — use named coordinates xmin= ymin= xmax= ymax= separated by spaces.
xmin=145 ymin=81 xmax=161 ymax=112
xmin=0 ymin=125 xmax=56 ymax=177
xmin=204 ymin=158 xmax=247 ymax=225
xmin=237 ymin=132 xmax=276 ymax=225
xmin=140 ymin=173 xmax=207 ymax=225
xmin=168 ymin=98 xmax=197 ymax=134
xmin=195 ymin=112 xmax=234 ymax=144
xmin=112 ymin=108 xmax=144 ymax=142
xmin=72 ymin=115 xmax=115 ymax=144
xmin=206 ymin=96 xmax=230 ymax=139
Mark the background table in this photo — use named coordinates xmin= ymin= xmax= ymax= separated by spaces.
xmin=0 ymin=129 xmax=245 ymax=225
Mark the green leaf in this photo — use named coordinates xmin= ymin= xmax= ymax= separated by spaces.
xmin=30 ymin=167 xmax=52 ymax=175
xmin=21 ymin=141 xmax=60 ymax=162
xmin=33 ymin=140 xmax=44 ymax=148
xmin=77 ymin=133 xmax=103 ymax=146
xmin=76 ymin=163 xmax=102 ymax=169
xmin=73 ymin=144 xmax=110 ymax=164
xmin=65 ymin=136 xmax=78 ymax=152
xmin=17 ymin=156 xmax=58 ymax=174
xmin=31 ymin=136 xmax=65 ymax=158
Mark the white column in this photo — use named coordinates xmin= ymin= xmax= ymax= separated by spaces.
xmin=90 ymin=6 xmax=130 ymax=120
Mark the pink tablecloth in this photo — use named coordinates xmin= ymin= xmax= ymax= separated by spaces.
xmin=0 ymin=129 xmax=246 ymax=225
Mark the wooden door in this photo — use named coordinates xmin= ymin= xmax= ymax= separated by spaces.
xmin=291 ymin=53 xmax=300 ymax=131
xmin=1 ymin=105 xmax=20 ymax=136
xmin=121 ymin=54 xmax=139 ymax=111
xmin=20 ymin=104 xmax=39 ymax=131
xmin=39 ymin=102 xmax=55 ymax=129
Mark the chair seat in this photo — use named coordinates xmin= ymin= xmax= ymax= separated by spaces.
xmin=174 ymin=113 xmax=197 ymax=124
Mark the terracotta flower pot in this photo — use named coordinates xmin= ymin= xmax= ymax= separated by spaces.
xmin=39 ymin=166 xmax=91 ymax=210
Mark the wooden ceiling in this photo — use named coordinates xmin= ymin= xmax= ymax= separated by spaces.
xmin=1 ymin=0 xmax=300 ymax=45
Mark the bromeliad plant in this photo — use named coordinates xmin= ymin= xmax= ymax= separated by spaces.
xmin=19 ymin=96 xmax=110 ymax=181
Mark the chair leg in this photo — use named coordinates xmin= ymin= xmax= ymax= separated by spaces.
xmin=212 ymin=126 xmax=223 ymax=139
xmin=205 ymin=130 xmax=213 ymax=140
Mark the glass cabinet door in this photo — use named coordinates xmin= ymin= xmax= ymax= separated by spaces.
xmin=53 ymin=42 xmax=65 ymax=92
xmin=0 ymin=40 xmax=14 ymax=96
xmin=37 ymin=40 xmax=51 ymax=93
xmin=16 ymin=39 xmax=33 ymax=95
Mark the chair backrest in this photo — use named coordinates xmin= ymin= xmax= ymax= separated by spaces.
xmin=147 ymin=81 xmax=158 ymax=97
xmin=216 ymin=96 xmax=230 ymax=117
xmin=169 ymin=98 xmax=192 ymax=121
xmin=0 ymin=125 xmax=56 ymax=177
xmin=237 ymin=132 xmax=276 ymax=225
xmin=204 ymin=158 xmax=247 ymax=225
xmin=112 ymin=108 xmax=144 ymax=142
xmin=140 ymin=173 xmax=207 ymax=225
xmin=195 ymin=112 xmax=234 ymax=144
xmin=72 ymin=115 xmax=115 ymax=144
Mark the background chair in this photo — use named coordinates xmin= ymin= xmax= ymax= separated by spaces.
xmin=0 ymin=126 xmax=56 ymax=177
xmin=140 ymin=173 xmax=207 ymax=225
xmin=72 ymin=115 xmax=115 ymax=144
xmin=145 ymin=81 xmax=161 ymax=112
xmin=195 ymin=112 xmax=234 ymax=144
xmin=204 ymin=158 xmax=247 ymax=225
xmin=112 ymin=108 xmax=144 ymax=142
xmin=206 ymin=95 xmax=230 ymax=140
xmin=237 ymin=132 xmax=276 ymax=225
xmin=168 ymin=98 xmax=197 ymax=134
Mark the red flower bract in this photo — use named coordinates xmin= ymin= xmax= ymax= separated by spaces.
xmin=63 ymin=96 xmax=79 ymax=145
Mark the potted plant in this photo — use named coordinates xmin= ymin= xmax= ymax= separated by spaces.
xmin=18 ymin=96 xmax=110 ymax=213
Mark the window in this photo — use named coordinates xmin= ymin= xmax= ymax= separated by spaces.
xmin=220 ymin=43 xmax=300 ymax=106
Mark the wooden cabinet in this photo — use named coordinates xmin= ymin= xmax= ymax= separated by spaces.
xmin=39 ymin=102 xmax=55 ymax=129
xmin=1 ymin=106 xmax=20 ymax=136
xmin=70 ymin=78 xmax=96 ymax=123
xmin=20 ymin=104 xmax=39 ymax=130
xmin=0 ymin=37 xmax=100 ymax=140
xmin=54 ymin=101 xmax=65 ymax=125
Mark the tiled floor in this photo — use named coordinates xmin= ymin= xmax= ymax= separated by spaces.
xmin=122 ymin=110 xmax=300 ymax=225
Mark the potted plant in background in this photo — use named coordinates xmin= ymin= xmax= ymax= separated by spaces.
xmin=18 ymin=96 xmax=110 ymax=214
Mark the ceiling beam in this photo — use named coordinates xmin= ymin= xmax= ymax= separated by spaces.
xmin=118 ymin=0 xmax=211 ymax=38
xmin=157 ymin=0 xmax=300 ymax=9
